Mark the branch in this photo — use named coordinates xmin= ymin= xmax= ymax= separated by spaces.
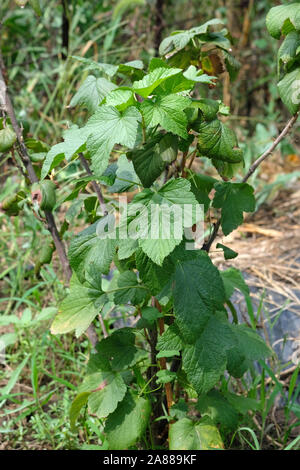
xmin=0 ymin=51 xmax=72 ymax=282
xmin=78 ymin=153 xmax=107 ymax=215
xmin=242 ymin=112 xmax=299 ymax=183
xmin=202 ymin=112 xmax=299 ymax=252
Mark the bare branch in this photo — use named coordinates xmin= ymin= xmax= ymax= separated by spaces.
xmin=242 ymin=112 xmax=299 ymax=183
xmin=202 ymin=112 xmax=299 ymax=252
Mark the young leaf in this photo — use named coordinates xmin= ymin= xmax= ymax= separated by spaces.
xmin=169 ymin=417 xmax=224 ymax=450
xmin=70 ymin=76 xmax=117 ymax=113
xmin=212 ymin=182 xmax=256 ymax=235
xmin=156 ymin=369 xmax=177 ymax=384
xmin=136 ymin=306 xmax=163 ymax=329
xmin=83 ymin=105 xmax=142 ymax=177
xmin=216 ymin=243 xmax=238 ymax=260
xmin=104 ymin=391 xmax=151 ymax=450
xmin=132 ymin=67 xmax=182 ymax=98
xmin=140 ymin=94 xmax=191 ymax=139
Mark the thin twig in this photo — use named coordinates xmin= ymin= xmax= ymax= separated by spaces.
xmin=202 ymin=113 xmax=299 ymax=252
xmin=242 ymin=113 xmax=299 ymax=183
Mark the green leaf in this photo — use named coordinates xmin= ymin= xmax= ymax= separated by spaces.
xmin=169 ymin=417 xmax=224 ymax=450
xmin=173 ymin=253 xmax=226 ymax=341
xmin=96 ymin=328 xmax=140 ymax=370
xmin=216 ymin=243 xmax=238 ymax=260
xmin=157 ymin=323 xmax=183 ymax=351
xmin=196 ymin=119 xmax=243 ymax=163
xmin=129 ymin=133 xmax=178 ymax=187
xmin=223 ymin=392 xmax=259 ymax=415
xmin=68 ymin=220 xmax=117 ymax=283
xmin=278 ymin=31 xmax=300 ymax=69
xmin=41 ymin=125 xmax=86 ymax=179
xmin=135 ymin=249 xmax=174 ymax=295
xmin=70 ymin=392 xmax=90 ymax=431
xmin=212 ymin=182 xmax=255 ymax=235
xmin=221 ymin=267 xmax=249 ymax=300
xmin=129 ymin=178 xmax=199 ymax=265
xmin=223 ymin=50 xmax=241 ymax=81
xmin=84 ymin=105 xmax=142 ymax=177
xmin=226 ymin=324 xmax=271 ymax=378
xmin=104 ymin=390 xmax=151 ymax=450
xmin=0 ymin=126 xmax=16 ymax=153
xmin=266 ymin=4 xmax=300 ymax=39
xmin=133 ymin=67 xmax=182 ymax=97
xmin=278 ymin=68 xmax=300 ymax=114
xmin=136 ymin=306 xmax=163 ymax=329
xmin=170 ymin=399 xmax=188 ymax=420
xmin=159 ymin=19 xmax=224 ymax=55
xmin=70 ymin=76 xmax=117 ymax=113
xmin=70 ymin=56 xmax=118 ymax=77
xmin=140 ymin=94 xmax=191 ymax=139
xmin=51 ymin=273 xmax=106 ymax=337
xmin=155 ymin=72 xmax=194 ymax=95
xmin=197 ymin=390 xmax=239 ymax=430
xmin=118 ymin=238 xmax=138 ymax=259
xmin=183 ymin=65 xmax=215 ymax=84
xmin=80 ymin=371 xmax=127 ymax=418
xmin=108 ymin=154 xmax=139 ymax=193
xmin=231 ymin=324 xmax=271 ymax=362
xmin=105 ymin=88 xmax=135 ymax=112
xmin=192 ymin=98 xmax=220 ymax=121
xmin=113 ymin=271 xmax=148 ymax=305
xmin=156 ymin=369 xmax=177 ymax=384
xmin=188 ymin=172 xmax=217 ymax=212
xmin=156 ymin=350 xmax=180 ymax=358
xmin=118 ymin=60 xmax=144 ymax=81
xmin=182 ymin=314 xmax=237 ymax=394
